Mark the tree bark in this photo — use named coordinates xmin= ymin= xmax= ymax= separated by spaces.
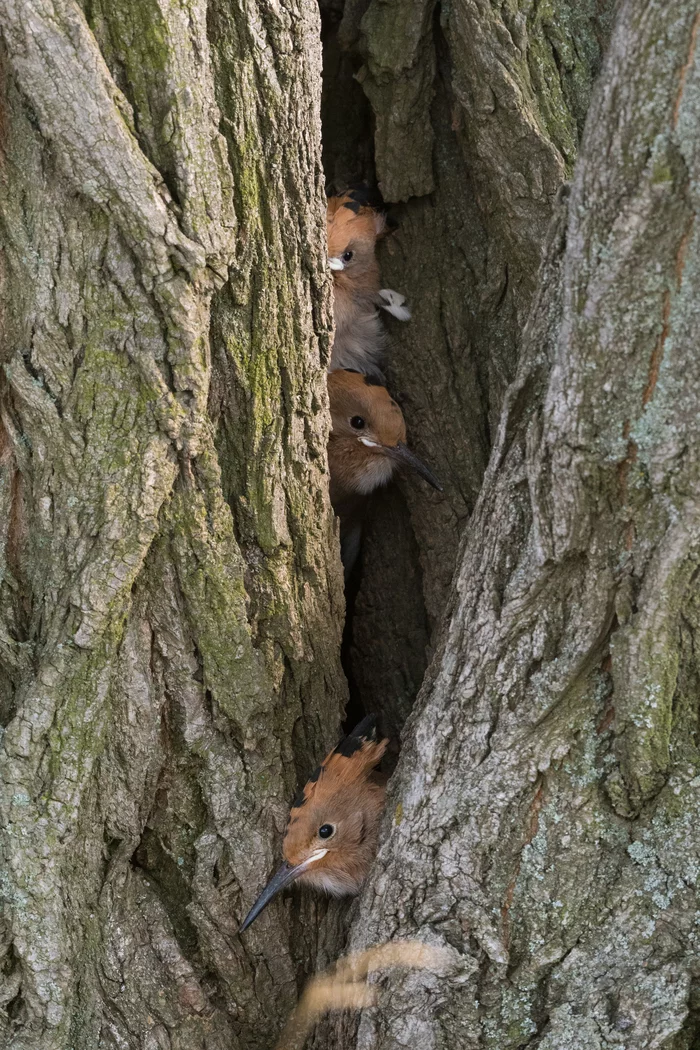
xmin=337 ymin=2 xmax=700 ymax=1047
xmin=0 ymin=1 xmax=346 ymax=1047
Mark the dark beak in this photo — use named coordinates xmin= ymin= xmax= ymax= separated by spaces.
xmin=239 ymin=850 xmax=328 ymax=932
xmin=384 ymin=442 xmax=443 ymax=492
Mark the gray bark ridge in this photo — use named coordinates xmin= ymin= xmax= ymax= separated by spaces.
xmin=0 ymin=0 xmax=232 ymax=1039
xmin=341 ymin=3 xmax=700 ymax=1048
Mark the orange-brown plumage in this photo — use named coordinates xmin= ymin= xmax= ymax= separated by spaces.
xmin=327 ymin=370 xmax=442 ymax=571
xmin=327 ymin=193 xmax=385 ymax=259
xmin=283 ymin=722 xmax=388 ymax=896
xmin=327 ymin=192 xmax=409 ymax=376
xmin=328 ymin=370 xmax=405 ymax=506
xmin=239 ymin=717 xmax=388 ymax=931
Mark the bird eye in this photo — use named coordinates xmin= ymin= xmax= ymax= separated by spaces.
xmin=318 ymin=823 xmax=335 ymax=839
xmin=341 ymin=251 xmax=354 ymax=263
xmin=350 ymin=416 xmax=365 ymax=430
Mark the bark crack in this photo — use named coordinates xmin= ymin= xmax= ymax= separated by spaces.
xmin=641 ymin=214 xmax=695 ymax=408
xmin=672 ymin=10 xmax=700 ymax=130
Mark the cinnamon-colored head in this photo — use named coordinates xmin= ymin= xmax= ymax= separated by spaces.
xmin=239 ymin=717 xmax=388 ymax=932
xmin=327 ymin=370 xmax=406 ymax=503
xmin=327 ymin=192 xmax=385 ymax=299
xmin=282 ymin=717 xmax=388 ymax=896
xmin=327 ymin=371 xmax=442 ymax=509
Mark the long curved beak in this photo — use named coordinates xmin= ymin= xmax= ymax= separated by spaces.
xmin=239 ymin=849 xmax=328 ymax=933
xmin=384 ymin=442 xmax=443 ymax=492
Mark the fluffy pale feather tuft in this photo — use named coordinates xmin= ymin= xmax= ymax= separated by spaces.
xmin=377 ymin=288 xmax=411 ymax=322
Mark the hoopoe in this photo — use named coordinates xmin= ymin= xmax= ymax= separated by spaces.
xmin=327 ymin=369 xmax=442 ymax=572
xmin=327 ymin=189 xmax=411 ymax=377
xmin=240 ymin=716 xmax=389 ymax=932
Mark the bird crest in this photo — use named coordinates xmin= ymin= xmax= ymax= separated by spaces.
xmin=290 ymin=715 xmax=387 ymax=815
xmin=238 ymin=716 xmax=389 ymax=930
xmin=327 ymin=192 xmax=386 ymax=254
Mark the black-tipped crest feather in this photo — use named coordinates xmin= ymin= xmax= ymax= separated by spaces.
xmin=239 ymin=715 xmax=389 ymax=931
xmin=335 ymin=715 xmax=379 ymax=757
xmin=346 ymin=185 xmax=371 ymax=205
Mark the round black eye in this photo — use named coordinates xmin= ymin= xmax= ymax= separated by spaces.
xmin=318 ymin=823 xmax=335 ymax=839
xmin=342 ymin=250 xmax=354 ymax=263
xmin=350 ymin=416 xmax=365 ymax=430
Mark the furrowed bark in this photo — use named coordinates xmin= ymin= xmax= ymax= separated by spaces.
xmin=338 ymin=2 xmax=700 ymax=1048
xmin=0 ymin=1 xmax=345 ymax=1047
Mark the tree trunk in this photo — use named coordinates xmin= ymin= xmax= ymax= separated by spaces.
xmin=0 ymin=1 xmax=346 ymax=1047
xmin=2 ymin=0 xmax=699 ymax=1049
xmin=336 ymin=1 xmax=700 ymax=1048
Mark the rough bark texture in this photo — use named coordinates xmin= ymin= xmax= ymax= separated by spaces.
xmin=338 ymin=2 xmax=700 ymax=1047
xmin=0 ymin=1 xmax=346 ymax=1047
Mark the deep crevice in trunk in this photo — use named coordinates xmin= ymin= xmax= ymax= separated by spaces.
xmin=320 ymin=0 xmax=480 ymax=749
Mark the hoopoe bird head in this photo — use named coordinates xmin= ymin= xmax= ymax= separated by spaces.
xmin=327 ymin=189 xmax=411 ymax=376
xmin=327 ymin=370 xmax=442 ymax=508
xmin=240 ymin=717 xmax=389 ymax=932
xmin=327 ymin=190 xmax=385 ymax=296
